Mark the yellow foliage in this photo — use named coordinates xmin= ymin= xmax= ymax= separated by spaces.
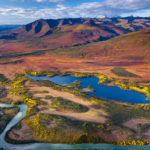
xmin=8 ymin=75 xmax=38 ymax=116
xmin=98 ymin=74 xmax=113 ymax=84
xmin=118 ymin=140 xmax=144 ymax=146
xmin=115 ymin=80 xmax=150 ymax=100
xmin=129 ymin=85 xmax=150 ymax=98
xmin=115 ymin=80 xmax=128 ymax=90
xmin=74 ymin=25 xmax=96 ymax=31
xmin=30 ymin=71 xmax=39 ymax=76
xmin=97 ymin=124 xmax=104 ymax=129
xmin=26 ymin=114 xmax=54 ymax=140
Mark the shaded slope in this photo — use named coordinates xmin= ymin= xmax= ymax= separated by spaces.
xmin=61 ymin=27 xmax=150 ymax=60
xmin=0 ymin=17 xmax=150 ymax=54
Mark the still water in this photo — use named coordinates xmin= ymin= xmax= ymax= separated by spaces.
xmin=26 ymin=75 xmax=149 ymax=104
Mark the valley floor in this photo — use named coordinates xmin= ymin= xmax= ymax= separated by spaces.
xmin=0 ymin=17 xmax=150 ymax=147
xmin=0 ymin=54 xmax=150 ymax=82
xmin=0 ymin=71 xmax=150 ymax=146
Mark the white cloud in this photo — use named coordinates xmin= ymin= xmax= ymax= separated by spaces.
xmin=105 ymin=0 xmax=150 ymax=10
xmin=0 ymin=0 xmax=150 ymax=21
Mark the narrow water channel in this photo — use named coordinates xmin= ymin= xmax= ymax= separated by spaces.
xmin=0 ymin=75 xmax=150 ymax=150
xmin=0 ymin=104 xmax=150 ymax=150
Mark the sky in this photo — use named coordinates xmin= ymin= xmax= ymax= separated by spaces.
xmin=0 ymin=0 xmax=150 ymax=24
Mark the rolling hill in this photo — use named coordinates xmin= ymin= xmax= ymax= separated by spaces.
xmin=0 ymin=17 xmax=150 ymax=54
xmin=57 ymin=27 xmax=150 ymax=60
xmin=0 ymin=25 xmax=21 ymax=33
xmin=0 ymin=17 xmax=150 ymax=80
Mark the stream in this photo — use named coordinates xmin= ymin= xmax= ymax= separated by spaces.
xmin=0 ymin=75 xmax=150 ymax=149
xmin=1 ymin=104 xmax=150 ymax=149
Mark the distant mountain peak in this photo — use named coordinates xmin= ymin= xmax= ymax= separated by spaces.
xmin=0 ymin=17 xmax=150 ymax=51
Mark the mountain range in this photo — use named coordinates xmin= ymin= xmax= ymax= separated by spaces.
xmin=0 ymin=25 xmax=21 ymax=33
xmin=0 ymin=17 xmax=150 ymax=80
xmin=0 ymin=17 xmax=150 ymax=54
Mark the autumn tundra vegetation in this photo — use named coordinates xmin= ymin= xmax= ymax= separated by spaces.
xmin=1 ymin=17 xmax=150 ymax=147
xmin=0 ymin=70 xmax=150 ymax=145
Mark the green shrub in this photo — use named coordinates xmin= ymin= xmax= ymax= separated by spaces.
xmin=46 ymin=96 xmax=89 ymax=112
xmin=111 ymin=67 xmax=141 ymax=78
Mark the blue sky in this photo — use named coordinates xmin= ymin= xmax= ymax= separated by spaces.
xmin=0 ymin=0 xmax=150 ymax=24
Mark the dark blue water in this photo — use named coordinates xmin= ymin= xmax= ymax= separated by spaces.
xmin=26 ymin=75 xmax=149 ymax=104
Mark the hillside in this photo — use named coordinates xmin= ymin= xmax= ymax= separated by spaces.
xmin=0 ymin=17 xmax=150 ymax=80
xmin=0 ymin=17 xmax=150 ymax=54
xmin=55 ymin=27 xmax=150 ymax=59
xmin=0 ymin=25 xmax=21 ymax=33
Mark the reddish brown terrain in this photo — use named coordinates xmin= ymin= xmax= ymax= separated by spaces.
xmin=1 ymin=17 xmax=150 ymax=146
xmin=0 ymin=17 xmax=150 ymax=80
xmin=0 ymin=17 xmax=150 ymax=53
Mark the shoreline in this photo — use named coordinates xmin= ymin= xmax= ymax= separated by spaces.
xmin=1 ymin=71 xmax=150 ymax=148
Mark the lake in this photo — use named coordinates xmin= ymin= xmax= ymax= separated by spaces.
xmin=0 ymin=75 xmax=150 ymax=150
xmin=26 ymin=75 xmax=149 ymax=104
